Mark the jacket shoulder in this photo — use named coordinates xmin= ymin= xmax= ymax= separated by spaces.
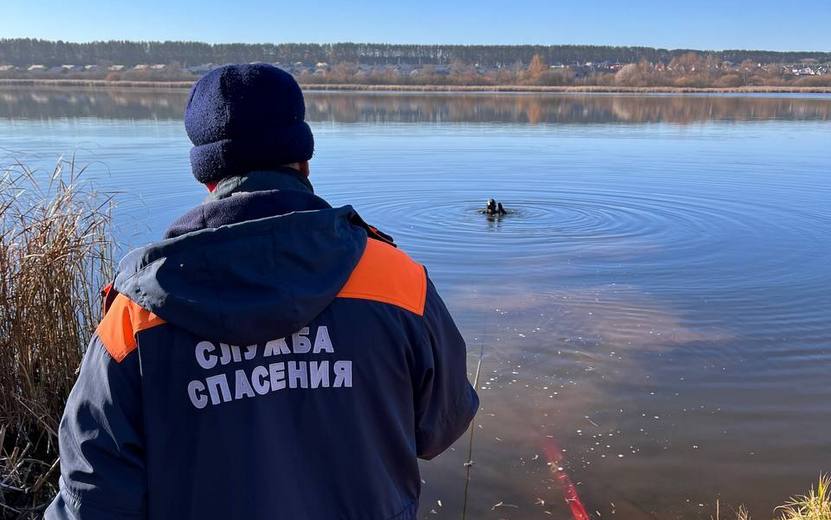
xmin=337 ymin=238 xmax=427 ymax=316
xmin=96 ymin=293 xmax=165 ymax=362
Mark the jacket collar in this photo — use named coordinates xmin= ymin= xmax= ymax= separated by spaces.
xmin=165 ymin=170 xmax=329 ymax=239
xmin=208 ymin=168 xmax=313 ymax=201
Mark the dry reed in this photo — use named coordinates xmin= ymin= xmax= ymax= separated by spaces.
xmin=0 ymin=160 xmax=113 ymax=518
xmin=777 ymin=475 xmax=831 ymax=520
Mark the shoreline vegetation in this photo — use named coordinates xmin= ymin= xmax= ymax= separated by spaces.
xmin=0 ymin=161 xmax=113 ymax=517
xmin=1 ymin=78 xmax=831 ymax=94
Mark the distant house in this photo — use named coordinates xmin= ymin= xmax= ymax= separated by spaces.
xmin=108 ymin=65 xmax=125 ymax=71
xmin=133 ymin=64 xmax=149 ymax=70
xmin=150 ymin=64 xmax=166 ymax=70
xmin=27 ymin=64 xmax=46 ymax=72
xmin=0 ymin=65 xmax=16 ymax=72
xmin=61 ymin=64 xmax=80 ymax=71
xmin=85 ymin=64 xmax=101 ymax=71
xmin=793 ymin=67 xmax=817 ymax=76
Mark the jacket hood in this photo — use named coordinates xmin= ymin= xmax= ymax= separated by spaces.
xmin=113 ymin=186 xmax=368 ymax=344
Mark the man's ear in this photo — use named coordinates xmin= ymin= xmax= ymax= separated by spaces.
xmin=298 ymin=160 xmax=310 ymax=177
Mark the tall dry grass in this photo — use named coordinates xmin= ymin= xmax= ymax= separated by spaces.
xmin=0 ymin=160 xmax=113 ymax=518
xmin=712 ymin=480 xmax=831 ymax=520
xmin=777 ymin=475 xmax=831 ymax=520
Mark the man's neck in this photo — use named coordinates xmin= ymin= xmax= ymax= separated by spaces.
xmin=208 ymin=168 xmax=314 ymax=201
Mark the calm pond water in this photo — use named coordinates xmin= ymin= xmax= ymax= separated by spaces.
xmin=2 ymin=88 xmax=830 ymax=519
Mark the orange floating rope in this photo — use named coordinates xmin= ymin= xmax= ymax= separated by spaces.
xmin=542 ymin=436 xmax=590 ymax=520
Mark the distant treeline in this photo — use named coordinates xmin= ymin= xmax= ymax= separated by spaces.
xmin=2 ymin=38 xmax=831 ymax=67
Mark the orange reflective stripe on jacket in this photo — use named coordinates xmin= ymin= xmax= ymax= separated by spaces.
xmin=96 ymin=293 xmax=165 ymax=362
xmin=337 ymin=238 xmax=427 ymax=316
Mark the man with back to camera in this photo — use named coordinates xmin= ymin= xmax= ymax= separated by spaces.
xmin=46 ymin=64 xmax=479 ymax=520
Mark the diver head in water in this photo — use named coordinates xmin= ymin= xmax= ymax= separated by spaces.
xmin=482 ymin=198 xmax=508 ymax=216
xmin=485 ymin=198 xmax=498 ymax=214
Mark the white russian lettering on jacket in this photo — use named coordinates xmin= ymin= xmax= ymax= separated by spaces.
xmin=205 ymin=374 xmax=232 ymax=404
xmin=187 ymin=380 xmax=209 ymax=409
xmin=251 ymin=365 xmax=270 ymax=395
xmin=269 ymin=361 xmax=287 ymax=390
xmin=186 ymin=325 xmax=352 ymax=409
xmin=313 ymin=326 xmax=334 ymax=353
xmin=195 ymin=341 xmax=217 ymax=370
xmin=333 ymin=360 xmax=352 ymax=387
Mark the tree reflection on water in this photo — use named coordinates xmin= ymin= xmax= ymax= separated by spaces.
xmin=2 ymin=87 xmax=830 ymax=124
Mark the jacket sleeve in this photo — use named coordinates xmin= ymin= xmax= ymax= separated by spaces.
xmin=44 ymin=335 xmax=146 ymax=519
xmin=413 ymin=277 xmax=480 ymax=460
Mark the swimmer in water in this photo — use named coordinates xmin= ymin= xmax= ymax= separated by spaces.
xmin=482 ymin=198 xmax=508 ymax=216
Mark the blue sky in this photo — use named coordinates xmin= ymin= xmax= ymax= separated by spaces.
xmin=1 ymin=0 xmax=829 ymax=51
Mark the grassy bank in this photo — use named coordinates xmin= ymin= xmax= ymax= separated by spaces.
xmin=1 ymin=78 xmax=831 ymax=94
xmin=0 ymin=162 xmax=113 ymax=518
